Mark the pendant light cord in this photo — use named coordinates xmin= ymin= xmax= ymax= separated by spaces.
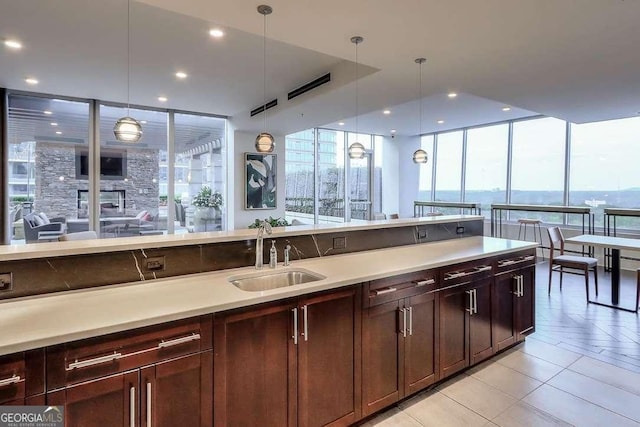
xmin=126 ymin=0 xmax=131 ymax=115
xmin=355 ymin=41 xmax=358 ymax=137
xmin=419 ymin=61 xmax=422 ymax=136
xmin=263 ymin=11 xmax=267 ymax=133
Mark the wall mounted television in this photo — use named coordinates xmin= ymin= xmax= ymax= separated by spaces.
xmin=75 ymin=149 xmax=127 ymax=180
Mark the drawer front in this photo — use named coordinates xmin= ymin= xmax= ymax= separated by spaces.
xmin=439 ymin=259 xmax=493 ymax=288
xmin=47 ymin=315 xmax=212 ymax=390
xmin=365 ymin=270 xmax=437 ymax=307
xmin=494 ymin=249 xmax=536 ymax=274
xmin=0 ymin=354 xmax=25 ymax=404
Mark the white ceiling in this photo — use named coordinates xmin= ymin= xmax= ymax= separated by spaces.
xmin=2 ymin=0 xmax=639 ymax=138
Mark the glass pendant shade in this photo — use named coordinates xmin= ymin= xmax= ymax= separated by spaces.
xmin=113 ymin=116 xmax=143 ymax=143
xmin=413 ymin=149 xmax=428 ymax=164
xmin=255 ymin=132 xmax=275 ymax=152
xmin=348 ymin=142 xmax=366 ymax=159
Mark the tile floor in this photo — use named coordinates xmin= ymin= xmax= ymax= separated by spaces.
xmin=360 ymin=263 xmax=640 ymax=427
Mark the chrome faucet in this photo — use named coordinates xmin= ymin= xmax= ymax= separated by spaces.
xmin=255 ymin=220 xmax=273 ymax=269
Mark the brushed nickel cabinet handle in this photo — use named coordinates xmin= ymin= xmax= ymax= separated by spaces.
xmin=408 ymin=306 xmax=413 ymax=336
xmin=466 ymin=290 xmax=474 ymax=315
xmin=400 ymin=308 xmax=407 ymax=337
xmin=302 ymin=305 xmax=309 ymax=342
xmin=157 ymin=333 xmax=201 ymax=349
xmin=415 ymin=278 xmax=435 ymax=287
xmin=292 ymin=308 xmax=298 ymax=345
xmin=374 ymin=287 xmax=397 ymax=295
xmin=66 ymin=352 xmax=122 ymax=371
xmin=130 ymin=386 xmax=136 ymax=427
xmin=0 ymin=374 xmax=21 ymax=387
xmin=146 ymin=382 xmax=152 ymax=427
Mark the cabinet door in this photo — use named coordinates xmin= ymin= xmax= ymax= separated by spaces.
xmin=516 ymin=266 xmax=536 ymax=340
xmin=492 ymin=272 xmax=517 ymax=352
xmin=439 ymin=286 xmax=468 ymax=378
xmin=362 ymin=300 xmax=401 ymax=417
xmin=469 ymin=278 xmax=494 ymax=366
xmin=298 ymin=288 xmax=361 ymax=427
xmin=141 ymin=351 xmax=212 ymax=427
xmin=47 ymin=371 xmax=139 ymax=427
xmin=213 ymin=301 xmax=297 ymax=427
xmin=404 ymin=291 xmax=438 ymax=396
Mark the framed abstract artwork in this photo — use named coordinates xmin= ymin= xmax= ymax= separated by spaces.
xmin=245 ymin=152 xmax=277 ymax=209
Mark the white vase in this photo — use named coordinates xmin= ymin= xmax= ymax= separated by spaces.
xmin=194 ymin=207 xmax=221 ymax=232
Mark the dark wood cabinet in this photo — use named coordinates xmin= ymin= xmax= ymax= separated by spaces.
xmin=214 ymin=287 xmax=360 ymax=427
xmin=47 ymin=371 xmax=138 ymax=427
xmin=362 ymin=271 xmax=438 ymax=417
xmin=439 ymin=260 xmax=494 ymax=378
xmin=0 ymin=350 xmax=45 ymax=405
xmin=493 ymin=251 xmax=536 ymax=352
xmin=214 ymin=300 xmax=296 ymax=427
xmin=46 ymin=316 xmax=213 ymax=427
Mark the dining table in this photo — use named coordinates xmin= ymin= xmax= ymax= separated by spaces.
xmin=565 ymin=234 xmax=640 ymax=312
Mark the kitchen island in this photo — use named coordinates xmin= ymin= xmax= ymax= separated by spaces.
xmin=0 ymin=216 xmax=537 ymax=426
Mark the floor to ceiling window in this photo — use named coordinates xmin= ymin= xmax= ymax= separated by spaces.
xmin=5 ymin=92 xmax=227 ymax=244
xmin=434 ymin=130 xmax=463 ymax=203
xmin=284 ymin=128 xmax=383 ymax=224
xmin=418 ymin=135 xmax=435 ymax=203
xmin=464 ymin=123 xmax=508 ymax=206
xmin=569 ymin=116 xmax=640 ymax=228
xmin=98 ymin=105 xmax=167 ymax=238
xmin=7 ymin=94 xmax=90 ymax=244
xmin=174 ymin=113 xmax=227 ymax=233
xmin=510 ymin=117 xmax=566 ymax=222
xmin=284 ymin=129 xmax=315 ymax=224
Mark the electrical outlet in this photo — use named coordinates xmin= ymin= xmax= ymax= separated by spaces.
xmin=418 ymin=229 xmax=428 ymax=239
xmin=456 ymin=226 xmax=465 ymax=235
xmin=333 ymin=236 xmax=347 ymax=249
xmin=0 ymin=273 xmax=12 ymax=291
xmin=144 ymin=256 xmax=166 ymax=272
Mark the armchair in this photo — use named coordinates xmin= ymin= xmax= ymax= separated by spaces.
xmin=23 ymin=213 xmax=65 ymax=243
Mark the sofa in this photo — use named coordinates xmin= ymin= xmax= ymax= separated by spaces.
xmin=23 ymin=213 xmax=66 ymax=243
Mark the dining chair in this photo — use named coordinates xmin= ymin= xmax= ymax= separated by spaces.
xmin=547 ymin=226 xmax=598 ymax=300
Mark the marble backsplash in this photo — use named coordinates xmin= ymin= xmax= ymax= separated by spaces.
xmin=1 ymin=219 xmax=482 ymax=300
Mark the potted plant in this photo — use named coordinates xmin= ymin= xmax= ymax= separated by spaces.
xmin=192 ymin=186 xmax=223 ymax=231
xmin=248 ymin=216 xmax=290 ymax=229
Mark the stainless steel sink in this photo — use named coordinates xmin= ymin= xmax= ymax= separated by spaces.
xmin=228 ymin=268 xmax=325 ymax=292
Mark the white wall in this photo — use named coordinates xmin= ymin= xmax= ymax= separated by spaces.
xmin=397 ymin=135 xmax=423 ymax=218
xmin=379 ymin=136 xmax=400 ymax=217
xmin=232 ymin=130 xmax=286 ymax=230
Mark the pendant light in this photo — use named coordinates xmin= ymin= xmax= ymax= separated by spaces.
xmin=413 ymin=58 xmax=428 ymax=164
xmin=348 ymin=36 xmax=365 ymax=159
xmin=255 ymin=5 xmax=275 ymax=153
xmin=113 ymin=0 xmax=143 ymax=143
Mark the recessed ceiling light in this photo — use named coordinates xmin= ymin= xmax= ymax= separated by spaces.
xmin=50 ymin=122 xmax=58 ymax=126
xmin=43 ymin=110 xmax=52 ymax=115
xmin=55 ymin=131 xmax=62 ymax=135
xmin=158 ymin=96 xmax=168 ymax=102
xmin=502 ymin=106 xmax=511 ymax=112
xmin=437 ymin=120 xmax=445 ymax=124
xmin=4 ymin=39 xmax=22 ymax=50
xmin=338 ymin=122 xmax=345 ymax=126
xmin=25 ymin=77 xmax=38 ymax=85
xmin=209 ymin=28 xmax=224 ymax=38
xmin=140 ymin=120 xmax=147 ymax=124
xmin=383 ymin=109 xmax=391 ymax=115
xmin=390 ymin=129 xmax=396 ymax=133
xmin=448 ymin=92 xmax=458 ymax=98
xmin=175 ymin=71 xmax=188 ymax=79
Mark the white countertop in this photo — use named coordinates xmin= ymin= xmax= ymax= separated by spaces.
xmin=0 ymin=236 xmax=534 ymax=356
xmin=0 ymin=215 xmax=482 ymax=261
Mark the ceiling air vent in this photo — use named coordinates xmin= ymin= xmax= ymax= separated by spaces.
xmin=287 ymin=73 xmax=331 ymax=101
xmin=250 ymin=99 xmax=278 ymax=117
